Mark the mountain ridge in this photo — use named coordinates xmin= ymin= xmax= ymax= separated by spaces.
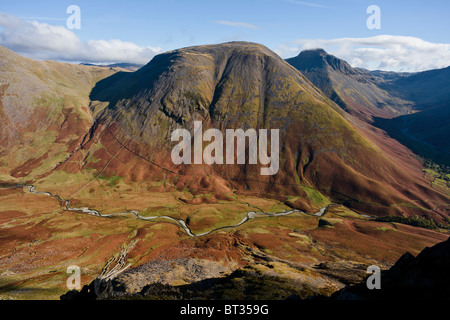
xmin=286 ymin=48 xmax=414 ymax=121
xmin=0 ymin=42 xmax=448 ymax=219
xmin=0 ymin=42 xmax=449 ymax=301
xmin=287 ymin=48 xmax=450 ymax=166
xmin=84 ymin=42 xmax=449 ymax=220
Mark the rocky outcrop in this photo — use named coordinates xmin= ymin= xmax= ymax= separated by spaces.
xmin=330 ymin=236 xmax=450 ymax=300
xmin=61 ymin=258 xmax=238 ymax=300
xmin=61 ymin=258 xmax=365 ymax=300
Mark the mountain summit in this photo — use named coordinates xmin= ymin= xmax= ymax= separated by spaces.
xmin=0 ymin=42 xmax=447 ymax=220
xmin=1 ymin=42 xmax=449 ymax=300
xmin=85 ymin=42 xmax=448 ymax=218
xmin=286 ymin=49 xmax=413 ymax=121
xmin=287 ymin=48 xmax=356 ymax=75
xmin=286 ymin=48 xmax=450 ymax=165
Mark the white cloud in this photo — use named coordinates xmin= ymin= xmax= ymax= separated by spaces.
xmin=0 ymin=12 xmax=162 ymax=64
xmin=215 ymin=20 xmax=260 ymax=29
xmin=276 ymin=35 xmax=450 ymax=72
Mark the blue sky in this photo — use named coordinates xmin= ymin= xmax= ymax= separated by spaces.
xmin=1 ymin=0 xmax=449 ymax=71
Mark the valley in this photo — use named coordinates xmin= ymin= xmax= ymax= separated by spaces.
xmin=0 ymin=42 xmax=449 ymax=300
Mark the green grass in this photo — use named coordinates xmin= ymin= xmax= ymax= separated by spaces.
xmin=375 ymin=215 xmax=441 ymax=230
xmin=98 ymin=175 xmax=123 ymax=187
xmin=375 ymin=226 xmax=397 ymax=232
xmin=300 ymin=186 xmax=330 ymax=207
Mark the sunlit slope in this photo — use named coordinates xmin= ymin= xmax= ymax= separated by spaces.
xmin=87 ymin=42 xmax=449 ymax=219
xmin=286 ymin=49 xmax=413 ymax=121
xmin=0 ymin=46 xmax=121 ymax=181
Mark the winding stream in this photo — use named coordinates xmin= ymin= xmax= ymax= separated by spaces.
xmin=9 ymin=184 xmax=346 ymax=237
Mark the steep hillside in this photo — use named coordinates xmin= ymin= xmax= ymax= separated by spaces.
xmin=0 ymin=46 xmax=121 ymax=180
xmin=0 ymin=42 xmax=447 ymax=219
xmin=1 ymin=43 xmax=449 ymax=300
xmin=330 ymin=236 xmax=450 ymax=300
xmin=286 ymin=49 xmax=413 ymax=122
xmin=373 ymin=66 xmax=450 ymax=165
xmin=287 ymin=48 xmax=450 ymax=167
xmin=82 ymin=42 xmax=449 ymax=220
xmin=383 ymin=66 xmax=450 ymax=110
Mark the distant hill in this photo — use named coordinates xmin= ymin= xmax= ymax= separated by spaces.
xmin=286 ymin=49 xmax=413 ymax=122
xmin=382 ymin=66 xmax=450 ymax=110
xmin=0 ymin=46 xmax=119 ymax=179
xmin=373 ymin=66 xmax=450 ymax=165
xmin=287 ymin=49 xmax=450 ymax=166
xmin=80 ymin=62 xmax=144 ymax=71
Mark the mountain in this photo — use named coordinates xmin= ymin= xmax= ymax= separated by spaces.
xmin=1 ymin=42 xmax=449 ymax=300
xmin=0 ymin=46 xmax=120 ymax=180
xmin=286 ymin=49 xmax=413 ymax=122
xmin=373 ymin=66 xmax=450 ymax=165
xmin=382 ymin=66 xmax=450 ymax=110
xmin=287 ymin=49 xmax=450 ymax=166
xmin=82 ymin=42 xmax=448 ymax=220
xmin=1 ymin=42 xmax=447 ymax=218
xmin=80 ymin=62 xmax=144 ymax=72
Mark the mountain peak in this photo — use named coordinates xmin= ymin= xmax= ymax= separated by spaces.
xmin=160 ymin=41 xmax=281 ymax=63
xmin=286 ymin=47 xmax=413 ymax=121
xmin=287 ymin=48 xmax=356 ymax=75
xmin=92 ymin=41 xmax=311 ymax=107
xmin=301 ymin=48 xmax=328 ymax=55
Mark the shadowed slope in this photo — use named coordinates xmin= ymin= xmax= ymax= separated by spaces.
xmin=87 ymin=42 xmax=449 ymax=220
xmin=287 ymin=49 xmax=450 ymax=166
xmin=286 ymin=49 xmax=413 ymax=122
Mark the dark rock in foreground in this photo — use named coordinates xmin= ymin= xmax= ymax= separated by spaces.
xmin=60 ymin=258 xmax=360 ymax=300
xmin=330 ymin=236 xmax=450 ymax=300
xmin=61 ymin=237 xmax=450 ymax=301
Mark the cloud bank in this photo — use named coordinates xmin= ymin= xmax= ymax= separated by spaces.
xmin=0 ymin=12 xmax=162 ymax=64
xmin=277 ymin=35 xmax=450 ymax=72
xmin=1 ymin=11 xmax=449 ymax=72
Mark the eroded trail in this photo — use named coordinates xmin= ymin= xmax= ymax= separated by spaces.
xmin=12 ymin=184 xmax=345 ymax=237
